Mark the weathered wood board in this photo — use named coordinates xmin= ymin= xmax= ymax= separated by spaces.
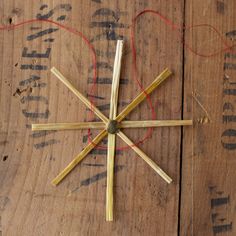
xmin=181 ymin=1 xmax=236 ymax=236
xmin=0 ymin=0 xmax=235 ymax=235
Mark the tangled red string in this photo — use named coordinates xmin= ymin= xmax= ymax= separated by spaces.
xmin=0 ymin=9 xmax=235 ymax=151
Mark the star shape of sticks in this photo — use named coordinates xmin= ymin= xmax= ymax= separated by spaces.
xmin=32 ymin=40 xmax=192 ymax=221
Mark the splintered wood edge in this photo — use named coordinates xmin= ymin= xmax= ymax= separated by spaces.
xmin=31 ymin=122 xmax=105 ymax=131
xmin=117 ymin=131 xmax=172 ymax=184
xmin=51 ymin=67 xmax=109 ymax=124
xmin=51 ymin=129 xmax=108 ymax=186
xmin=106 ymin=40 xmax=124 ymax=221
xmin=116 ymin=68 xmax=172 ymax=122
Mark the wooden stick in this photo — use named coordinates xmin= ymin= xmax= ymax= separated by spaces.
xmin=117 ymin=131 xmax=172 ymax=184
xmin=120 ymin=120 xmax=193 ymax=128
xmin=106 ymin=40 xmax=123 ymax=221
xmin=32 ymin=122 xmax=105 ymax=131
xmin=49 ymin=68 xmax=174 ymax=189
xmin=106 ymin=134 xmax=115 ymax=221
xmin=109 ymin=40 xmax=123 ymax=118
xmin=115 ymin=68 xmax=172 ymax=122
xmin=52 ymin=129 xmax=108 ymax=186
xmin=51 ymin=67 xmax=109 ymax=124
xmin=32 ymin=120 xmax=193 ymax=132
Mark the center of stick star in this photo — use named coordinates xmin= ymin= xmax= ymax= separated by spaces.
xmin=107 ymin=120 xmax=119 ymax=134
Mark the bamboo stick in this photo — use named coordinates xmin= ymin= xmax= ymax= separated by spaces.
xmin=120 ymin=120 xmax=193 ymax=128
xmin=106 ymin=40 xmax=123 ymax=221
xmin=51 ymin=129 xmax=108 ymax=185
xmin=117 ymin=131 xmax=172 ymax=184
xmin=115 ymin=68 xmax=172 ymax=122
xmin=51 ymin=67 xmax=109 ymax=124
xmin=32 ymin=122 xmax=105 ymax=131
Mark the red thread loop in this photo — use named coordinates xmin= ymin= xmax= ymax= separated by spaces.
xmin=1 ymin=10 xmax=235 ymax=151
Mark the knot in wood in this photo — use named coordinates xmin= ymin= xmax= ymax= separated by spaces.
xmin=107 ymin=120 xmax=119 ymax=134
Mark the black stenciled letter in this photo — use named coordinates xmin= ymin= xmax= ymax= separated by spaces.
xmin=221 ymin=129 xmax=236 ymax=150
xmin=22 ymin=47 xmax=51 ymax=58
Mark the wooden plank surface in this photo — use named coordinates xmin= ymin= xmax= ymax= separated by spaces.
xmin=4 ymin=0 xmax=236 ymax=236
xmin=181 ymin=1 xmax=236 ymax=236
xmin=0 ymin=0 xmax=184 ymax=235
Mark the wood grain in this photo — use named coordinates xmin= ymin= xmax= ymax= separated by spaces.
xmin=181 ymin=1 xmax=236 ymax=235
xmin=117 ymin=131 xmax=172 ymax=184
xmin=0 ymin=0 xmax=184 ymax=235
xmin=51 ymin=67 xmax=109 ymax=124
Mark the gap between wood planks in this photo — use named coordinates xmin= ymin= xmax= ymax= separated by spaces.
xmin=177 ymin=0 xmax=186 ymax=234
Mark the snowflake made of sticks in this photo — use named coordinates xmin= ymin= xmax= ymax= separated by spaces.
xmin=32 ymin=40 xmax=192 ymax=221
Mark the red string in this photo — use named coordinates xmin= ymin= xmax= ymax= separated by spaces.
xmin=96 ymin=9 xmax=236 ymax=151
xmin=0 ymin=19 xmax=98 ymax=149
xmin=1 ymin=10 xmax=235 ymax=152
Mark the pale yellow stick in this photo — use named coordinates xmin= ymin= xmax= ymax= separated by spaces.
xmin=51 ymin=68 xmax=172 ymax=187
xmin=51 ymin=67 xmax=109 ymax=124
xmin=109 ymin=40 xmax=123 ymax=117
xmin=106 ymin=134 xmax=115 ymax=221
xmin=120 ymin=120 xmax=193 ymax=128
xmin=106 ymin=40 xmax=124 ymax=221
xmin=116 ymin=68 xmax=172 ymax=122
xmin=117 ymin=131 xmax=172 ymax=184
xmin=32 ymin=120 xmax=192 ymax=131
xmin=52 ymin=129 xmax=108 ymax=185
xmin=32 ymin=122 xmax=105 ymax=131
